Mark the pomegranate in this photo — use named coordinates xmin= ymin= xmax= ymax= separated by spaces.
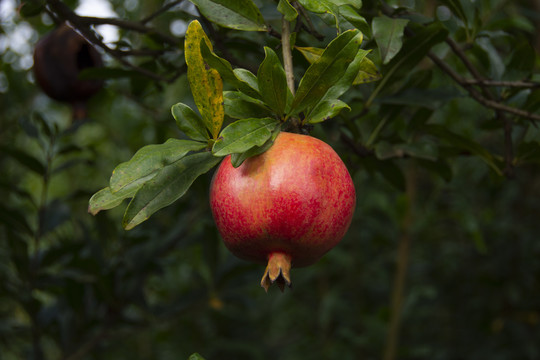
xmin=33 ymin=23 xmax=103 ymax=120
xmin=210 ymin=131 xmax=356 ymax=291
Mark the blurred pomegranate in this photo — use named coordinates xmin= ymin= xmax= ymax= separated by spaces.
xmin=33 ymin=23 xmax=103 ymax=120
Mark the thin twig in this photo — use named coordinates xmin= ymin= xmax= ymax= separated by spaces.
xmin=388 ymin=9 xmax=532 ymax=176
xmin=445 ymin=38 xmax=484 ymax=82
xmin=427 ymin=53 xmax=540 ymax=122
xmin=292 ymin=1 xmax=324 ymax=41
xmin=110 ymin=48 xmax=167 ymax=57
xmin=267 ymin=25 xmax=282 ymax=40
xmin=45 ymin=0 xmax=180 ymax=83
xmin=73 ymin=16 xmax=179 ymax=45
xmin=442 ymin=37 xmax=518 ymax=176
xmin=340 ymin=133 xmax=375 ymax=157
xmin=462 ymin=79 xmax=540 ymax=88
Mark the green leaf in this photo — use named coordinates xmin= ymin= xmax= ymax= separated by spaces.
xmin=302 ymin=48 xmax=369 ymax=123
xmin=297 ymin=0 xmax=340 ymax=29
xmin=297 ymin=46 xmax=378 ymax=85
xmin=0 ymin=180 xmax=35 ymax=205
xmin=189 ymin=0 xmax=267 ymax=31
xmin=439 ymin=0 xmax=470 ymax=29
xmin=230 ymin=125 xmax=281 ymax=167
xmin=0 ymin=204 xmax=33 ymax=236
xmin=368 ymin=22 xmax=448 ymax=106
xmin=339 ymin=5 xmax=371 ymax=38
xmin=224 ymin=91 xmax=273 ymax=119
xmin=416 ymin=158 xmax=453 ymax=182
xmin=212 ymin=118 xmax=280 ymax=157
xmin=289 ymin=29 xmax=363 ymax=116
xmin=88 ymin=186 xmax=136 ymax=215
xmin=200 ymin=41 xmax=261 ymax=99
xmin=185 ymin=21 xmax=224 ymax=139
xmin=297 ymin=1 xmax=361 ymax=30
xmin=0 ymin=146 xmax=45 ymax=175
xmin=307 ymin=99 xmax=350 ymax=123
xmin=188 ymin=354 xmax=207 ymax=360
xmin=298 ymin=0 xmax=334 ymax=12
xmin=333 ymin=0 xmax=362 ymax=6
xmin=110 ymin=139 xmax=207 ymax=193
xmin=363 ymin=157 xmax=405 ymax=191
xmin=383 ymin=22 xmax=448 ymax=79
xmin=171 ymin=103 xmax=209 ymax=141
xmin=506 ymin=41 xmax=536 ymax=79
xmin=372 ymin=15 xmax=409 ymax=64
xmin=233 ymin=69 xmax=259 ymax=93
xmin=524 ymin=89 xmax=540 ymax=114
xmin=323 ymin=48 xmax=370 ymax=100
xmin=278 ymin=0 xmax=298 ymax=21
xmin=257 ymin=47 xmax=289 ymax=116
xmin=425 ymin=125 xmax=503 ymax=175
xmin=123 ymin=152 xmax=221 ymax=230
xmin=474 ymin=36 xmax=504 ymax=80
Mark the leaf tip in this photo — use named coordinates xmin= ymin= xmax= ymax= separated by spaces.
xmin=88 ymin=205 xmax=100 ymax=216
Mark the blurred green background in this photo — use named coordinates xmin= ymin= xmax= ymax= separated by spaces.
xmin=1 ymin=0 xmax=539 ymax=359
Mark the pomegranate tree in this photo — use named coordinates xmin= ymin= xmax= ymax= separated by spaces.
xmin=210 ymin=132 xmax=356 ymax=291
xmin=89 ymin=22 xmax=364 ymax=292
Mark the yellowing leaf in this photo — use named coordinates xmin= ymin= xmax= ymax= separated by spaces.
xmin=207 ymin=68 xmax=225 ymax=136
xmin=295 ymin=46 xmax=324 ymax=64
xmin=354 ymin=57 xmax=381 ymax=84
xmin=185 ymin=20 xmax=213 ymax=67
xmin=185 ymin=20 xmax=224 ymax=139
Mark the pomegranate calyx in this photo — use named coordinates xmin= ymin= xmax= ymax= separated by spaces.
xmin=261 ymin=253 xmax=292 ymax=292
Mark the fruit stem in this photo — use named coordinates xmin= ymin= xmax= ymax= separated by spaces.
xmin=281 ymin=17 xmax=295 ymax=97
xmin=261 ymin=252 xmax=292 ymax=292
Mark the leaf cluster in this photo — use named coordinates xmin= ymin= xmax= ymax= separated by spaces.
xmin=89 ymin=7 xmax=375 ymax=229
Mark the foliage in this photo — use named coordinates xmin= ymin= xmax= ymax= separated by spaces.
xmin=1 ymin=0 xmax=540 ymax=359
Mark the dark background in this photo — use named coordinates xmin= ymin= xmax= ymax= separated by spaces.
xmin=1 ymin=0 xmax=539 ymax=359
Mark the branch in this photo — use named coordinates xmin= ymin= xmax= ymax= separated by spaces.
xmin=282 ymin=17 xmax=295 ymax=96
xmin=109 ymin=49 xmax=167 ymax=57
xmin=444 ymin=38 xmax=516 ymax=176
xmin=292 ymin=1 xmax=325 ymax=41
xmin=267 ymin=25 xmax=282 ymax=40
xmin=384 ymin=7 xmax=530 ymax=177
xmin=45 ymin=0 xmax=181 ymax=83
xmin=75 ymin=16 xmax=179 ymax=45
xmin=462 ymin=79 xmax=540 ymax=88
xmin=340 ymin=133 xmax=375 ymax=158
xmin=428 ymin=53 xmax=540 ymax=122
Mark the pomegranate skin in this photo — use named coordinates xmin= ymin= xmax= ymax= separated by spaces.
xmin=209 ymin=132 xmax=356 ymax=269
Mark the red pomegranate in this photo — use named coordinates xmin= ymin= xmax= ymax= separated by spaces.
xmin=210 ymin=131 xmax=356 ymax=291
